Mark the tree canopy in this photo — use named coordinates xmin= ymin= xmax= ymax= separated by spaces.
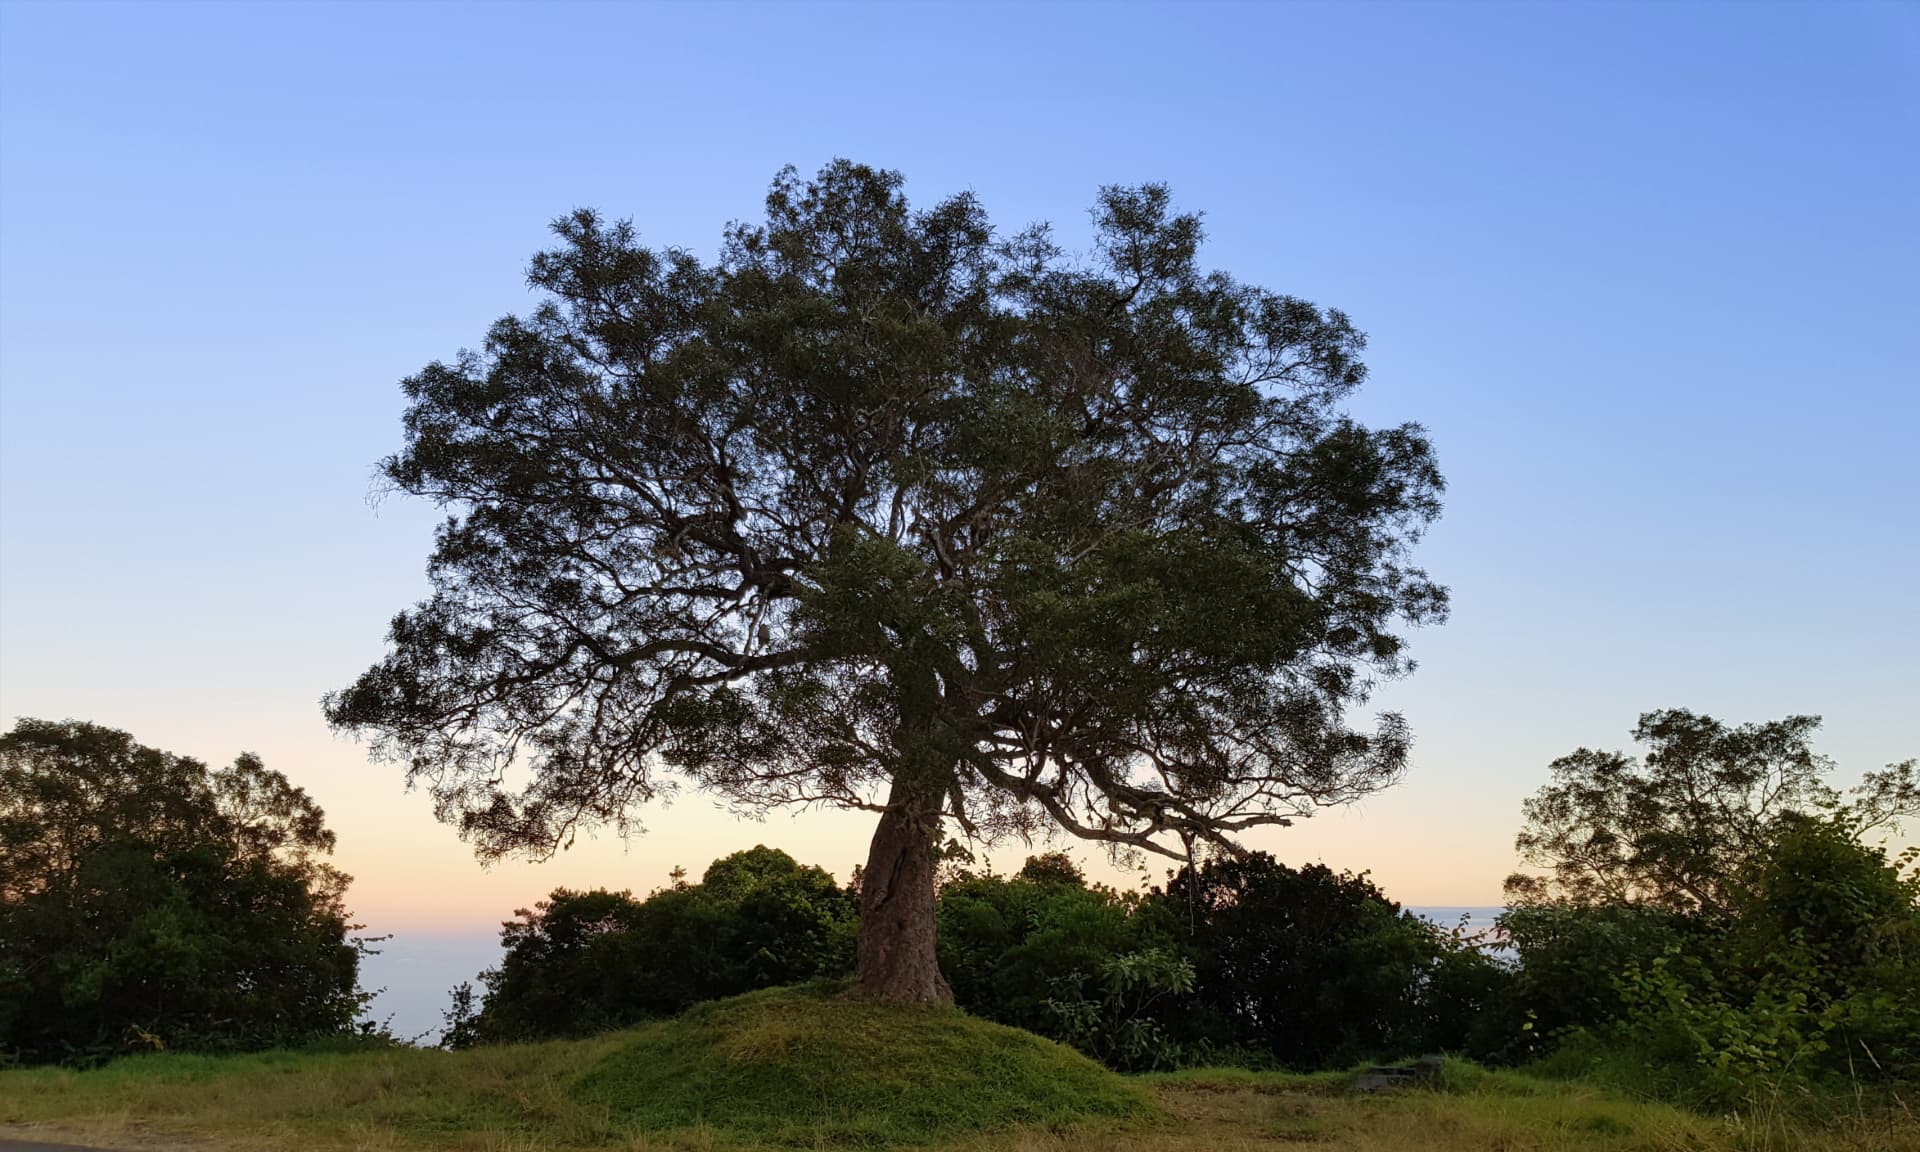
xmin=1506 ymin=708 xmax=1918 ymax=914
xmin=0 ymin=719 xmax=363 ymax=1064
xmin=327 ymin=160 xmax=1447 ymax=1000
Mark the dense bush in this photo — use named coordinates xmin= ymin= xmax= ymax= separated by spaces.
xmin=0 ymin=720 xmax=365 ymax=1065
xmin=936 ymin=856 xmax=1160 ymax=1040
xmin=1165 ymin=854 xmax=1511 ymax=1068
xmin=447 ymin=846 xmax=855 ymax=1046
xmin=1606 ymin=816 xmax=1920 ymax=1106
xmin=1497 ymin=901 xmax=1696 ymax=1044
xmin=936 ymin=850 xmax=1507 ymax=1070
xmin=1042 ymin=946 xmax=1197 ymax=1071
xmin=455 ymin=845 xmax=1506 ymax=1073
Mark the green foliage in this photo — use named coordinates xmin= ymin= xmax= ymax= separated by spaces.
xmin=1044 ymin=947 xmax=1197 ymax=1071
xmin=1497 ymin=901 xmax=1696 ymax=1043
xmin=1506 ymin=709 xmax=1916 ymax=914
xmin=0 ymin=719 xmax=364 ymax=1065
xmin=1166 ymin=853 xmax=1510 ymax=1069
xmin=572 ymin=984 xmax=1154 ymax=1146
xmin=1608 ymin=816 xmax=1920 ymax=1108
xmin=935 ymin=863 xmax=1156 ymax=1038
xmin=457 ymin=846 xmax=1512 ymax=1075
xmin=939 ymin=851 xmax=1508 ymax=1071
xmin=438 ymin=980 xmax=483 ymax=1051
xmin=1016 ymin=850 xmax=1085 ymax=887
xmin=451 ymin=846 xmax=855 ymax=1045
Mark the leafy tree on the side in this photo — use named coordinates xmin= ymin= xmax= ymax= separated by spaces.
xmin=1505 ymin=708 xmax=1916 ymax=914
xmin=1500 ymin=710 xmax=1919 ymax=1107
xmin=0 ymin=719 xmax=364 ymax=1064
xmin=326 ymin=160 xmax=1448 ymax=1003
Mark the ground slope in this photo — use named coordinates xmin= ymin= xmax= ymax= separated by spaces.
xmin=574 ymin=984 xmax=1150 ymax=1145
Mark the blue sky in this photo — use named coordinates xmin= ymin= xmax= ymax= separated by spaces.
xmin=2 ymin=1 xmax=1916 ymax=934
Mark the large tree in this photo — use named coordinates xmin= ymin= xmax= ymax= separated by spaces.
xmin=326 ymin=162 xmax=1447 ymax=1002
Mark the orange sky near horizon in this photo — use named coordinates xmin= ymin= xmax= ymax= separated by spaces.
xmin=24 ymin=705 xmax=1906 ymax=939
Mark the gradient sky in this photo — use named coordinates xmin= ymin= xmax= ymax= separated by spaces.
xmin=3 ymin=1 xmax=1916 ymax=941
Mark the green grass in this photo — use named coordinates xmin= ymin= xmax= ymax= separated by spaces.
xmin=2 ymin=990 xmax=1915 ymax=1151
xmin=572 ymin=983 xmax=1152 ymax=1145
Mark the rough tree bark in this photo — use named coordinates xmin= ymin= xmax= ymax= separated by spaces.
xmin=849 ymin=773 xmax=953 ymax=1004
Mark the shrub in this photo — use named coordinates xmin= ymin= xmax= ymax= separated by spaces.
xmin=451 ymin=846 xmax=855 ymax=1045
xmin=1610 ymin=816 xmax=1920 ymax=1108
xmin=1498 ymin=901 xmax=1695 ymax=1042
xmin=936 ymin=863 xmax=1156 ymax=1037
xmin=1164 ymin=853 xmax=1510 ymax=1069
xmin=1044 ymin=946 xmax=1197 ymax=1071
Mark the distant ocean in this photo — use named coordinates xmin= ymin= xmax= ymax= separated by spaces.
xmin=359 ymin=906 xmax=1510 ymax=1045
xmin=1409 ymin=906 xmax=1506 ymax=937
xmin=358 ymin=930 xmax=504 ymax=1045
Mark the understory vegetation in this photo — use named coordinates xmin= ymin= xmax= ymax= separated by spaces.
xmin=435 ymin=828 xmax=1917 ymax=1129
xmin=1498 ymin=711 xmax=1920 ymax=1118
xmin=446 ymin=845 xmax=1507 ymax=1076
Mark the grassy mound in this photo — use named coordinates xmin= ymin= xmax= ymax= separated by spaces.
xmin=573 ymin=983 xmax=1154 ymax=1146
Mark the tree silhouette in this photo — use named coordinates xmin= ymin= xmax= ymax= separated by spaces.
xmin=327 ymin=161 xmax=1446 ymax=1001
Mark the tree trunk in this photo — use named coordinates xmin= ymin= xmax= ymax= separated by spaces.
xmin=849 ymin=774 xmax=953 ymax=1004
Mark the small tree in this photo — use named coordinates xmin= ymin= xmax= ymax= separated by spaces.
xmin=1506 ymin=709 xmax=1917 ymax=914
xmin=0 ymin=719 xmax=362 ymax=1063
xmin=326 ymin=161 xmax=1447 ymax=1002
